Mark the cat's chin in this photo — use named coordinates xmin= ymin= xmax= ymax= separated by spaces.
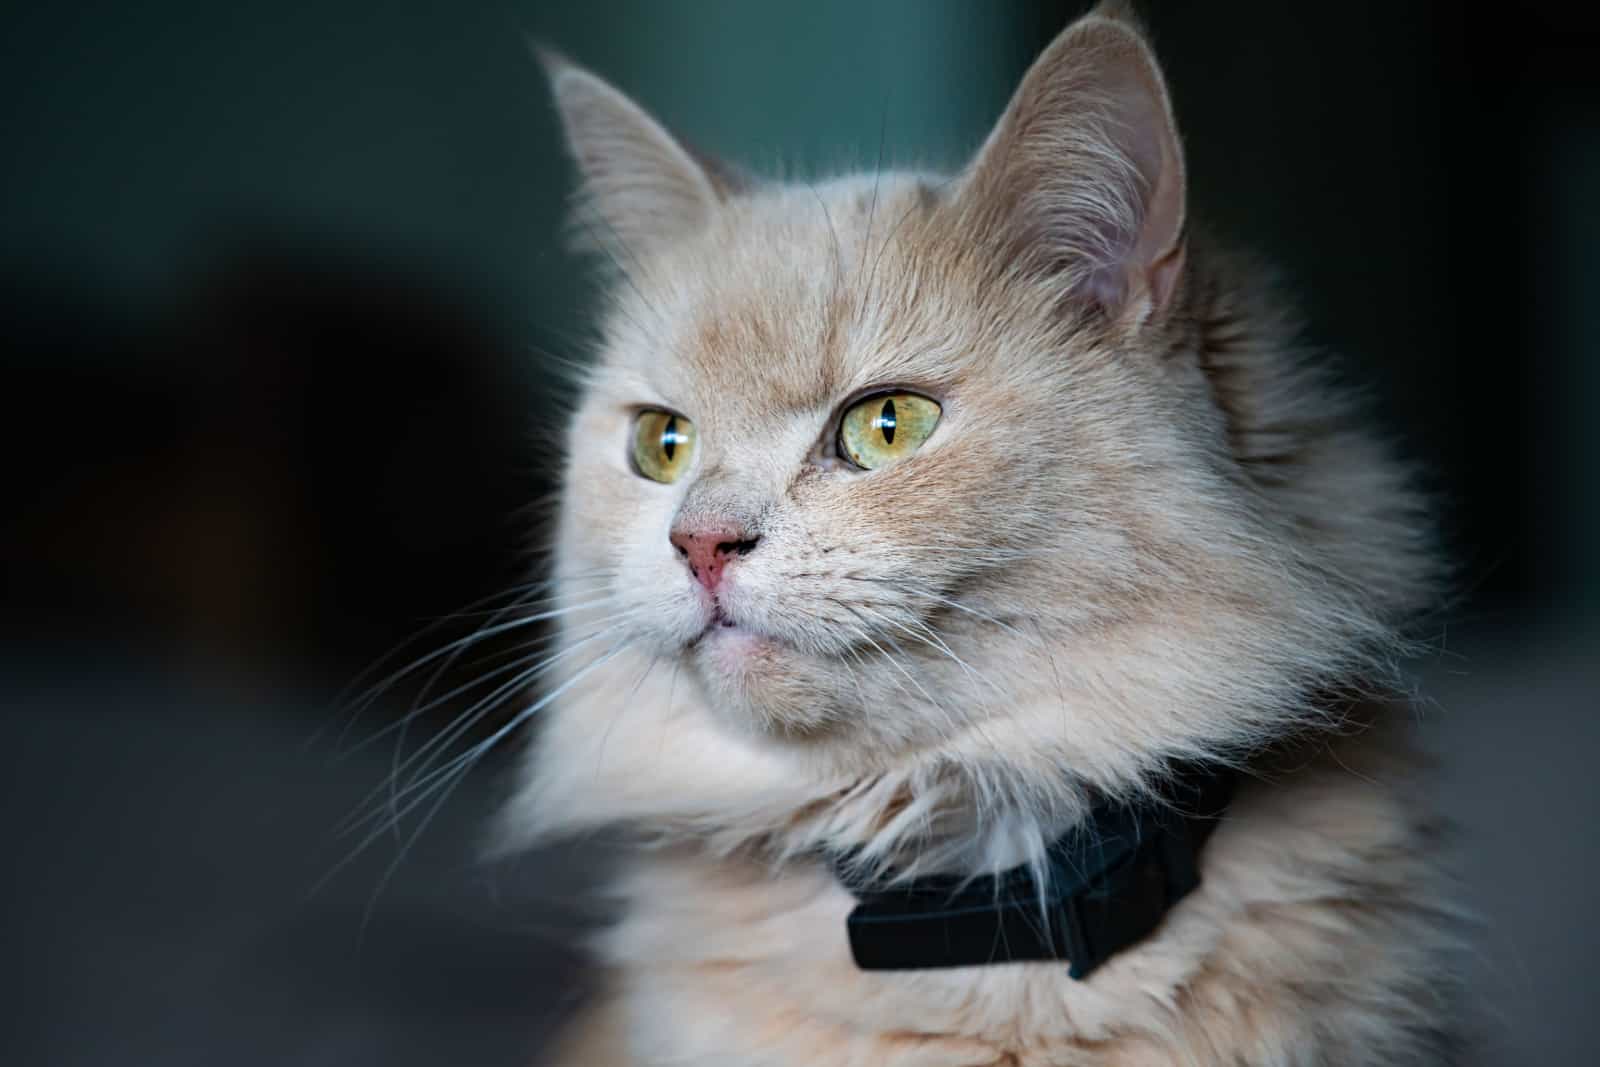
xmin=696 ymin=619 xmax=776 ymax=663
xmin=687 ymin=627 xmax=844 ymax=738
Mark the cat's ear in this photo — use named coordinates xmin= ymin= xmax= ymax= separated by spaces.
xmin=958 ymin=4 xmax=1186 ymax=323
xmin=538 ymin=48 xmax=737 ymax=256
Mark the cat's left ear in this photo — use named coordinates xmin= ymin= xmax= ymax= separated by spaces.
xmin=538 ymin=48 xmax=740 ymax=257
xmin=957 ymin=4 xmax=1186 ymax=325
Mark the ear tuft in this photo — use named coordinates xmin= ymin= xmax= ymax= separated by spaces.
xmin=959 ymin=10 xmax=1186 ymax=323
xmin=1089 ymin=0 xmax=1144 ymax=29
xmin=537 ymin=47 xmax=726 ymax=259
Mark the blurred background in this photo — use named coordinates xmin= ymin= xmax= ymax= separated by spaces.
xmin=2 ymin=2 xmax=1595 ymax=1064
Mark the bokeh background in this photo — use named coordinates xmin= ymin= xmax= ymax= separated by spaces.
xmin=3 ymin=2 xmax=1596 ymax=1064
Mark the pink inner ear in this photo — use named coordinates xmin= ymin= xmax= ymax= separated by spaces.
xmin=961 ymin=16 xmax=1187 ymax=320
xmin=1144 ymin=243 xmax=1187 ymax=315
xmin=1087 ymin=49 xmax=1187 ymax=314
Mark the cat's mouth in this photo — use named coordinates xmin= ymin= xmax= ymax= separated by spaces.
xmin=694 ymin=606 xmax=748 ymax=639
xmin=690 ymin=606 xmax=778 ymax=656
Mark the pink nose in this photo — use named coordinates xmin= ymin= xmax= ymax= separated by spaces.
xmin=669 ymin=525 xmax=760 ymax=593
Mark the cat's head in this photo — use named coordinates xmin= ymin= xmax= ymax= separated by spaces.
xmin=511 ymin=6 xmax=1432 ymax=854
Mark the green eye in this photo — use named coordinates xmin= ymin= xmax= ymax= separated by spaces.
xmin=631 ymin=409 xmax=696 ymax=483
xmin=837 ymin=392 xmax=941 ymax=470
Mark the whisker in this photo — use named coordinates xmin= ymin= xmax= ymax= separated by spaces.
xmin=838 ymin=574 xmax=1033 ymax=642
xmin=809 ymin=180 xmax=846 ymax=314
xmin=595 ymin=651 xmax=662 ymax=778
xmin=571 ymin=200 xmax=666 ymax=335
xmin=312 ymin=642 xmax=630 ymax=900
xmin=333 ymin=596 xmax=623 ymax=741
xmin=359 ymin=757 xmax=474 ymax=936
xmin=372 ymin=585 xmax=621 ymax=820
xmin=829 ymin=599 xmax=965 ymax=738
xmin=396 ymin=640 xmax=631 ymax=813
xmin=341 ymin=618 xmax=608 ymax=763
xmin=385 ymin=616 xmax=640 ymax=810
xmin=856 ymin=96 xmax=890 ymax=295
xmin=334 ymin=618 xmax=639 ymax=838
xmin=853 ymin=601 xmax=1004 ymax=698
xmin=305 ymin=579 xmax=565 ymax=752
xmin=862 ymin=173 xmax=957 ymax=310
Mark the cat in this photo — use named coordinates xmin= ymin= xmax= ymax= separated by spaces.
xmin=499 ymin=4 xmax=1459 ymax=1063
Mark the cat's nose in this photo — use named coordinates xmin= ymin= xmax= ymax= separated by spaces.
xmin=669 ymin=524 xmax=760 ymax=594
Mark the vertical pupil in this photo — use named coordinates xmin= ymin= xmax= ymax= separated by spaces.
xmin=662 ymin=415 xmax=677 ymax=461
xmin=879 ymin=398 xmax=896 ymax=444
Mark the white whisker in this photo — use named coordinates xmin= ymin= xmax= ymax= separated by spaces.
xmin=313 ymin=642 xmax=630 ymax=900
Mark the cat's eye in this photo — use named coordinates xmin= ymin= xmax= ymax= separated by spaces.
xmin=837 ymin=392 xmax=941 ymax=470
xmin=631 ymin=409 xmax=696 ymax=483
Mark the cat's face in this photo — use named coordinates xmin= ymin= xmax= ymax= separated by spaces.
xmin=559 ymin=174 xmax=1207 ymax=755
xmin=560 ymin=163 xmax=1235 ymax=767
xmin=524 ymin=10 xmax=1422 ymax=829
xmin=544 ymin=8 xmax=1220 ymax=771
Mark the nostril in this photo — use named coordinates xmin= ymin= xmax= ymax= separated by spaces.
xmin=717 ymin=537 xmax=760 ymax=558
xmin=671 ymin=527 xmax=757 ymax=592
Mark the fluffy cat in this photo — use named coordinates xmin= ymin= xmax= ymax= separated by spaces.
xmin=502 ymin=5 xmax=1458 ymax=1063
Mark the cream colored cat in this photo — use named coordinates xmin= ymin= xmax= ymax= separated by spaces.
xmin=502 ymin=4 xmax=1458 ymax=1063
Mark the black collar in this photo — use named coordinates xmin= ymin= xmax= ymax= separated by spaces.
xmin=834 ymin=763 xmax=1236 ymax=980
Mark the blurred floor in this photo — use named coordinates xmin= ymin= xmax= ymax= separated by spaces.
xmin=1 ymin=648 xmax=604 ymax=1067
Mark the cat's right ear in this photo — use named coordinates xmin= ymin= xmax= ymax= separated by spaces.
xmin=538 ymin=47 xmax=736 ymax=257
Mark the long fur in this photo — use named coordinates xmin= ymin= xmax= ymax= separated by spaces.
xmin=501 ymin=7 xmax=1459 ymax=1064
